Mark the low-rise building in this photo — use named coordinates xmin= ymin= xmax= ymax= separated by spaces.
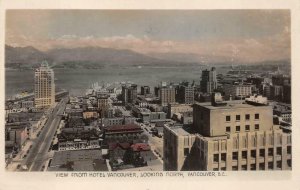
xmin=167 ymin=103 xmax=193 ymax=119
xmin=104 ymin=124 xmax=143 ymax=143
xmin=132 ymin=107 xmax=166 ymax=123
xmin=102 ymin=117 xmax=136 ymax=127
xmin=48 ymin=149 xmax=108 ymax=171
xmin=223 ymin=83 xmax=254 ymax=100
xmin=83 ymin=111 xmax=98 ymax=119
xmin=57 ymin=128 xmax=100 ymax=151
xmin=5 ymin=122 xmax=29 ymax=150
xmin=21 ymin=100 xmax=34 ymax=109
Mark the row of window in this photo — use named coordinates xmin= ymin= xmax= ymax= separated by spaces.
xmin=213 ymin=159 xmax=291 ymax=171
xmin=213 ymin=146 xmax=291 ymax=162
xmin=226 ymin=114 xmax=259 ymax=122
xmin=226 ymin=124 xmax=259 ymax=132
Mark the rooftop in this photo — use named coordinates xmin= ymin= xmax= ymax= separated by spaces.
xmin=49 ymin=149 xmax=108 ymax=171
xmin=165 ymin=124 xmax=192 ymax=136
xmin=106 ymin=124 xmax=141 ymax=132
xmin=194 ymin=100 xmax=271 ymax=110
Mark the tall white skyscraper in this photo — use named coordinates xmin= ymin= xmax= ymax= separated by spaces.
xmin=34 ymin=61 xmax=55 ymax=108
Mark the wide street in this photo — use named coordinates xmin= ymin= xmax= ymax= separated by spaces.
xmin=23 ymin=97 xmax=68 ymax=171
xmin=141 ymin=124 xmax=164 ymax=162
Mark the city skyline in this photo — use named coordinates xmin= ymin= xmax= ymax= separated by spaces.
xmin=5 ymin=9 xmax=292 ymax=173
xmin=6 ymin=10 xmax=290 ymax=63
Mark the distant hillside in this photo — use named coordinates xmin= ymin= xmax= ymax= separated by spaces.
xmin=5 ymin=45 xmax=289 ymax=70
xmin=5 ymin=45 xmax=190 ymax=69
xmin=5 ymin=45 xmax=52 ymax=68
xmin=148 ymin=52 xmax=233 ymax=64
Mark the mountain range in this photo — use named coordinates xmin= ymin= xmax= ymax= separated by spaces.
xmin=5 ymin=45 xmax=290 ymax=69
xmin=5 ymin=45 xmax=196 ymax=69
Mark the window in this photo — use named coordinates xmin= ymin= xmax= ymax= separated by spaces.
xmin=250 ymin=164 xmax=256 ymax=170
xmin=255 ymin=113 xmax=259 ymax=120
xmin=251 ymin=150 xmax=256 ymax=158
xmin=287 ymin=146 xmax=291 ymax=154
xmin=213 ymin=154 xmax=219 ymax=162
xmin=241 ymin=165 xmax=247 ymax=170
xmin=245 ymin=125 xmax=250 ymax=131
xmin=226 ymin=116 xmax=231 ymax=122
xmin=221 ymin=167 xmax=226 ymax=171
xmin=259 ymin=163 xmax=265 ymax=170
xmin=213 ymin=168 xmax=219 ymax=171
xmin=277 ymin=147 xmax=282 ymax=155
xmin=268 ymin=148 xmax=274 ymax=156
xmin=232 ymin=166 xmax=238 ymax=171
xmin=287 ymin=159 xmax=292 ymax=167
xmin=236 ymin=126 xmax=240 ymax=132
xmin=221 ymin=153 xmax=226 ymax=161
xmin=232 ymin=152 xmax=238 ymax=160
xmin=242 ymin=151 xmax=247 ymax=159
xmin=226 ymin=126 xmax=231 ymax=133
xmin=236 ymin=115 xmax=240 ymax=121
xmin=268 ymin=162 xmax=274 ymax=170
xmin=276 ymin=161 xmax=282 ymax=169
xmin=184 ymin=148 xmax=189 ymax=156
xmin=255 ymin=124 xmax=259 ymax=130
xmin=259 ymin=149 xmax=265 ymax=157
xmin=245 ymin=114 xmax=250 ymax=120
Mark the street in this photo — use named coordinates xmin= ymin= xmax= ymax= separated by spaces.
xmin=22 ymin=97 xmax=68 ymax=171
xmin=141 ymin=124 xmax=164 ymax=162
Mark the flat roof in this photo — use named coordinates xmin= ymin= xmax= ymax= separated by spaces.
xmin=165 ymin=124 xmax=191 ymax=136
xmin=49 ymin=149 xmax=108 ymax=171
xmin=194 ymin=100 xmax=271 ymax=110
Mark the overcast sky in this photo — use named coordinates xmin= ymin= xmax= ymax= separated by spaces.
xmin=6 ymin=10 xmax=290 ymax=63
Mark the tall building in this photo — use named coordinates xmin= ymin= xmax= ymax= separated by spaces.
xmin=122 ymin=84 xmax=137 ymax=105
xmin=122 ymin=85 xmax=129 ymax=105
xmin=200 ymin=67 xmax=217 ymax=94
xmin=34 ymin=61 xmax=55 ymax=108
xmin=176 ymin=82 xmax=194 ymax=104
xmin=141 ymin=86 xmax=151 ymax=95
xmin=97 ymin=94 xmax=110 ymax=118
xmin=270 ymin=85 xmax=283 ymax=101
xmin=160 ymin=85 xmax=176 ymax=106
xmin=128 ymin=84 xmax=138 ymax=103
xmin=164 ymin=93 xmax=292 ymax=171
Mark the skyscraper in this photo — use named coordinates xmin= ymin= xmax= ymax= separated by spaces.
xmin=200 ymin=67 xmax=217 ymax=94
xmin=34 ymin=61 xmax=55 ymax=108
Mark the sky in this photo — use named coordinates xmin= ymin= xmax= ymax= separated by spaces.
xmin=6 ymin=10 xmax=290 ymax=63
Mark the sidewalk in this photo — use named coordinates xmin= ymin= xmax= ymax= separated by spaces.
xmin=6 ymin=103 xmax=59 ymax=171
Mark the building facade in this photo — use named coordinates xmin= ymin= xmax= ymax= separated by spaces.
xmin=141 ymin=86 xmax=151 ymax=95
xmin=176 ymin=82 xmax=194 ymax=104
xmin=122 ymin=84 xmax=138 ymax=105
xmin=97 ymin=94 xmax=110 ymax=118
xmin=34 ymin=61 xmax=55 ymax=108
xmin=164 ymin=97 xmax=292 ymax=171
xmin=160 ymin=86 xmax=176 ymax=106
xmin=167 ymin=103 xmax=193 ymax=119
xmin=223 ymin=83 xmax=253 ymax=100
xmin=200 ymin=67 xmax=217 ymax=94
